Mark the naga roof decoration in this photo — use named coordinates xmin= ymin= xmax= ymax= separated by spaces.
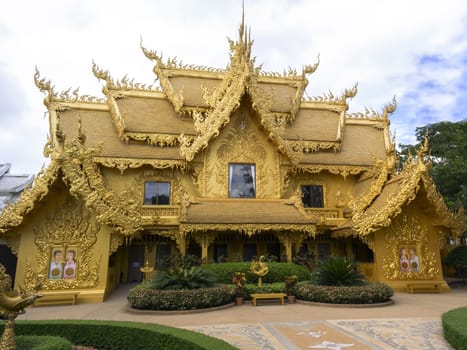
xmin=34 ymin=68 xmax=105 ymax=106
xmin=59 ymin=139 xmax=143 ymax=236
xmin=346 ymin=96 xmax=397 ymax=120
xmin=350 ymin=138 xmax=464 ymax=236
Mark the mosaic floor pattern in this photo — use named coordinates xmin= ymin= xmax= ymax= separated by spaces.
xmin=185 ymin=318 xmax=453 ymax=350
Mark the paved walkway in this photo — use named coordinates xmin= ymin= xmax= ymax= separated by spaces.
xmin=19 ymin=284 xmax=467 ymax=349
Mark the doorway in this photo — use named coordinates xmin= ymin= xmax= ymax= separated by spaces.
xmin=127 ymin=245 xmax=144 ymax=282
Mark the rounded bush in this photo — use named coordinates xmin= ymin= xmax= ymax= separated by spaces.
xmin=16 ymin=335 xmax=73 ymax=350
xmin=295 ymin=282 xmax=393 ymax=304
xmin=204 ymin=262 xmax=310 ymax=284
xmin=442 ymin=307 xmax=467 ymax=350
xmin=127 ymin=285 xmax=235 ymax=310
xmin=14 ymin=320 xmax=236 ymax=350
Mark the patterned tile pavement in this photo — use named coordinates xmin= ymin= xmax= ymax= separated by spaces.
xmin=185 ymin=318 xmax=453 ymax=350
xmin=19 ymin=284 xmax=466 ymax=350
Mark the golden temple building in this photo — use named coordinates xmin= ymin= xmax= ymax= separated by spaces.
xmin=0 ymin=20 xmax=464 ymax=303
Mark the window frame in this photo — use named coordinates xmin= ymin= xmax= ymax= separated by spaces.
xmin=301 ymin=184 xmax=324 ymax=208
xmin=228 ymin=163 xmax=256 ymax=198
xmin=143 ymin=181 xmax=171 ymax=205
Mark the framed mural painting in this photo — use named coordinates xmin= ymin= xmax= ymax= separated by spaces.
xmin=399 ymin=244 xmax=421 ymax=273
xmin=63 ymin=247 xmax=78 ymax=280
xmin=48 ymin=247 xmax=64 ymax=280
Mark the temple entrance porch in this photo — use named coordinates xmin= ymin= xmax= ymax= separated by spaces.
xmin=106 ymin=228 xmax=378 ymax=294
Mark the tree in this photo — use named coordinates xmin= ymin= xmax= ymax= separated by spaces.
xmin=399 ymin=120 xmax=467 ymax=236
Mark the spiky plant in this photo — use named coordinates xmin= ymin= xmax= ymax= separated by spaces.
xmin=312 ymin=256 xmax=366 ymax=286
xmin=151 ymin=266 xmax=217 ymax=290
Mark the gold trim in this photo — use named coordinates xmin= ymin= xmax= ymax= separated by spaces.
xmin=180 ymin=223 xmax=316 ymax=237
xmin=287 ymin=140 xmax=341 ymax=153
xmin=93 ymin=157 xmax=187 ymax=173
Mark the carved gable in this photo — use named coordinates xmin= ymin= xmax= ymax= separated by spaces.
xmin=197 ymin=97 xmax=281 ymax=199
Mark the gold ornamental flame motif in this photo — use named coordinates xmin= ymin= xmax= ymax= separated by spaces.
xmin=250 ymin=256 xmax=269 ymax=287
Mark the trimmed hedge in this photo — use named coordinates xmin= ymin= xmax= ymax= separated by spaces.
xmin=16 ymin=335 xmax=73 ymax=350
xmin=204 ymin=262 xmax=310 ymax=284
xmin=296 ymin=282 xmax=393 ymax=304
xmin=442 ymin=307 xmax=467 ymax=350
xmin=244 ymin=283 xmax=286 ymax=298
xmin=12 ymin=320 xmax=237 ymax=350
xmin=127 ymin=285 xmax=235 ymax=310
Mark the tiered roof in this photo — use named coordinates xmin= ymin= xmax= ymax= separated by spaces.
xmin=0 ymin=18 xmax=462 ymax=238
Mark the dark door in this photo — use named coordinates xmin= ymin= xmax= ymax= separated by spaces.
xmin=214 ymin=244 xmax=228 ymax=262
xmin=317 ymin=243 xmax=331 ymax=261
xmin=243 ymin=243 xmax=257 ymax=262
xmin=0 ymin=244 xmax=17 ymax=286
xmin=266 ymin=243 xmax=281 ymax=261
xmin=127 ymin=245 xmax=144 ymax=282
xmin=156 ymin=244 xmax=172 ymax=270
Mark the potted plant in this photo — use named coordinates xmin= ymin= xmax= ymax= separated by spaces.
xmin=284 ymin=275 xmax=298 ymax=303
xmin=231 ymin=272 xmax=247 ymax=305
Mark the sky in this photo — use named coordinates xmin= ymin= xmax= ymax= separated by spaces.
xmin=0 ymin=0 xmax=466 ymax=175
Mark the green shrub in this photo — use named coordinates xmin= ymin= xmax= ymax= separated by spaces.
xmin=128 ymin=285 xmax=235 ymax=310
xmin=296 ymin=282 xmax=393 ymax=304
xmin=204 ymin=262 xmax=310 ymax=284
xmin=312 ymin=256 xmax=366 ymax=286
xmin=244 ymin=282 xmax=285 ymax=298
xmin=444 ymin=246 xmax=467 ymax=279
xmin=442 ymin=307 xmax=467 ymax=350
xmin=13 ymin=320 xmax=237 ymax=350
xmin=151 ymin=266 xmax=217 ymax=290
xmin=16 ymin=335 xmax=73 ymax=350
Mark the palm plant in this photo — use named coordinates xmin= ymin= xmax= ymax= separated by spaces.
xmin=311 ymin=256 xmax=366 ymax=286
xmin=151 ymin=266 xmax=217 ymax=290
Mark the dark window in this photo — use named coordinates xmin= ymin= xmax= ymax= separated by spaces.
xmin=229 ymin=163 xmax=256 ymax=198
xmin=243 ymin=243 xmax=257 ymax=261
xmin=214 ymin=244 xmax=228 ymax=262
xmin=144 ymin=182 xmax=170 ymax=205
xmin=301 ymin=185 xmax=324 ymax=208
xmin=317 ymin=243 xmax=331 ymax=261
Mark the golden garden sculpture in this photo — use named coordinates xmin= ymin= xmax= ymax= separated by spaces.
xmin=250 ymin=256 xmax=269 ymax=287
xmin=0 ymin=264 xmax=41 ymax=350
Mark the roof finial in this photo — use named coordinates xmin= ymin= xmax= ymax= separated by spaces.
xmin=236 ymin=0 xmax=252 ymax=59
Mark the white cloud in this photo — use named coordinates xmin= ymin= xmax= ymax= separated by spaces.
xmin=0 ymin=0 xmax=466 ymax=173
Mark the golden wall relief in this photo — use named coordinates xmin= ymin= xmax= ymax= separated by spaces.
xmin=23 ymin=199 xmax=101 ymax=290
xmin=382 ymin=215 xmax=439 ymax=280
xmin=109 ymin=233 xmax=125 ymax=256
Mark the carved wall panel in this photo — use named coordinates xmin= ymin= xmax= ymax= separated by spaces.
xmin=23 ymin=198 xmax=101 ymax=290
xmin=201 ymin=107 xmax=281 ymax=198
xmin=382 ymin=214 xmax=439 ymax=280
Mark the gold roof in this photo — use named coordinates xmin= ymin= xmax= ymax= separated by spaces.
xmin=184 ymin=199 xmax=313 ymax=224
xmin=351 ymin=144 xmax=465 ymax=237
